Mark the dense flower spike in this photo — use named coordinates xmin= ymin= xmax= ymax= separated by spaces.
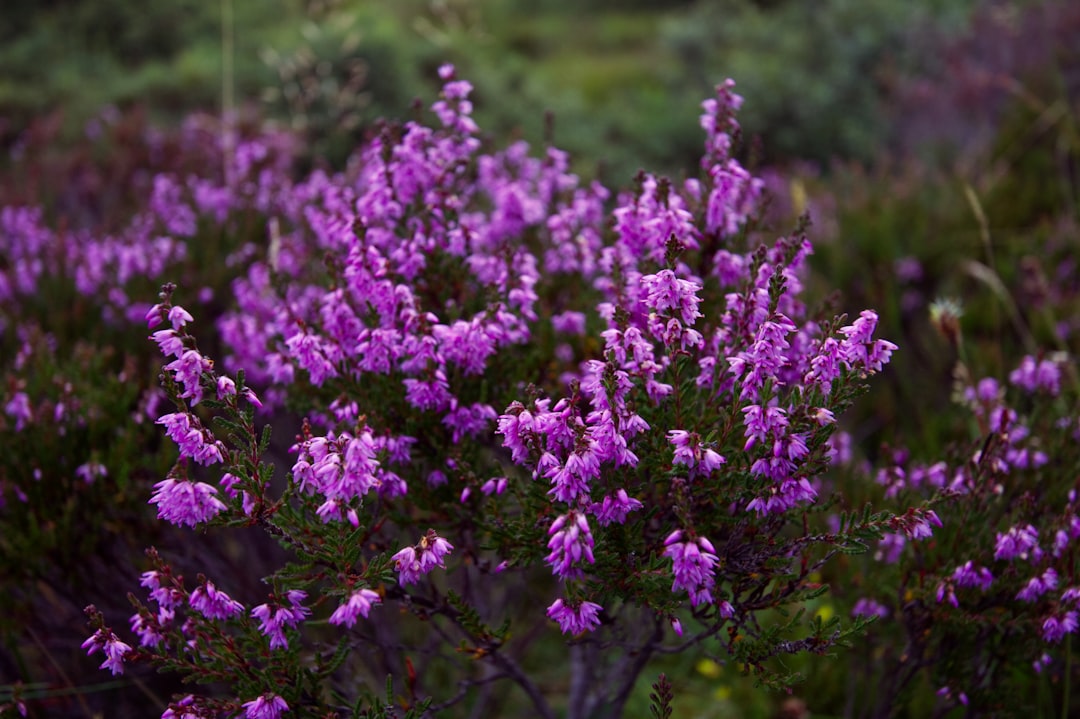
xmin=545 ymin=511 xmax=596 ymax=578
xmin=663 ymin=531 xmax=719 ymax=607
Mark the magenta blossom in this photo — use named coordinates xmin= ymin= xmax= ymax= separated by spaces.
xmin=149 ymin=478 xmax=226 ymax=527
xmin=545 ymin=511 xmax=595 ymax=578
xmin=546 ymin=598 xmax=603 ymax=635
xmin=251 ymin=590 xmax=310 ymax=650
xmin=329 ymin=588 xmax=382 ymax=628
xmin=82 ymin=628 xmax=132 ymax=676
xmin=242 ymin=693 xmax=288 ymax=719
xmin=189 ymin=580 xmax=244 ymax=620
xmin=392 ymin=530 xmax=454 ymax=585
xmin=663 ymin=530 xmax=719 ymax=607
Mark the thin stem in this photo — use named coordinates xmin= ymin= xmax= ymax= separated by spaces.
xmin=1064 ymin=632 xmax=1072 ymax=719
xmin=221 ymin=0 xmax=235 ymax=186
xmin=25 ymin=626 xmax=99 ymax=718
xmin=485 ymin=648 xmax=557 ymax=719
xmin=607 ymin=616 xmax=664 ymax=718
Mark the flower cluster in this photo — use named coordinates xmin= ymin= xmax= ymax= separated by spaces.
xmin=60 ymin=69 xmax=915 ymax=716
xmin=391 ymin=530 xmax=454 ymax=586
xmin=251 ymin=590 xmax=310 ymax=650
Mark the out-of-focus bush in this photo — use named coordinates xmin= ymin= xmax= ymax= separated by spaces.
xmin=745 ymin=3 xmax=1080 ymax=712
xmin=0 ymin=109 xmax=301 ymax=716
xmin=662 ymin=0 xmax=978 ymax=167
xmin=888 ymin=0 xmax=1080 ymax=168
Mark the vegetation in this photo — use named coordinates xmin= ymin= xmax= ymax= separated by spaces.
xmin=2 ymin=0 xmax=1079 ymax=717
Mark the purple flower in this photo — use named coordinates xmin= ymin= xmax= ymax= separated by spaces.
xmin=403 ymin=374 xmax=452 ymax=412
xmin=251 ymin=591 xmax=309 ymax=650
xmin=149 ymin=478 xmax=226 ymax=527
xmin=242 ymin=693 xmax=288 ymax=719
xmin=891 ymin=508 xmax=942 ymax=541
xmin=130 ymin=608 xmax=171 ymax=648
xmin=664 ymin=531 xmax=718 ymax=607
xmin=1034 ymin=653 xmax=1054 ymax=673
xmin=481 ymin=477 xmax=508 ymax=496
xmin=952 ymin=561 xmax=993 ymax=591
xmin=1010 ymin=355 xmax=1062 ymax=395
xmin=291 ymin=430 xmax=381 ymax=509
xmin=994 ymin=524 xmax=1040 ymax=562
xmin=435 ymin=319 xmax=496 ymax=375
xmin=591 ymin=489 xmax=644 ymax=526
xmin=391 ymin=547 xmax=421 ymax=585
xmin=420 ymin=531 xmax=454 ymax=572
xmin=189 ymin=580 xmax=244 ymax=620
xmin=936 ymin=686 xmax=969 ymax=707
xmin=163 ymin=349 xmax=213 ymax=405
xmin=551 ymin=311 xmax=587 ymax=335
xmin=852 ymin=598 xmax=889 ymax=619
xmin=668 ymin=430 xmax=726 ymax=477
xmin=1042 ymin=611 xmax=1078 ymax=643
xmin=168 ymin=305 xmax=194 ymax=330
xmin=545 ymin=512 xmax=596 ymax=578
xmin=704 ymin=159 xmax=763 ymax=238
xmin=329 ymin=589 xmax=382 ymax=628
xmin=935 ymin=581 xmax=958 ymax=608
xmin=151 ymin=329 xmax=186 ymax=358
xmin=875 ymin=533 xmax=906 ymax=564
xmin=443 ymin=401 xmax=497 ymax=443
xmin=641 ymin=270 xmax=703 ymax=327
xmin=285 ymin=331 xmax=339 ymax=387
xmin=140 ymin=570 xmax=184 ymax=609
xmin=392 ymin=530 xmax=454 ymax=585
xmin=215 ymin=376 xmax=237 ymax=399
xmin=161 ymin=694 xmax=201 ymax=719
xmin=728 ymin=314 xmax=797 ymax=400
xmin=546 ymin=598 xmax=603 ymax=635
xmin=545 ymin=446 xmax=601 ymax=503
xmin=746 ymin=477 xmax=818 ymax=515
xmin=741 ymin=404 xmax=788 ymax=451
xmin=145 ymin=303 xmax=165 ymax=328
xmin=75 ymin=461 xmax=107 ymax=484
xmin=82 ymin=628 xmax=132 ymax=676
xmin=156 ymin=412 xmax=224 ymax=465
xmin=4 ymin=391 xmax=31 ymax=430
xmin=497 ymin=402 xmax=535 ymax=464
xmin=838 ymin=310 xmax=897 ymax=373
xmin=1017 ymin=568 xmax=1059 ymax=602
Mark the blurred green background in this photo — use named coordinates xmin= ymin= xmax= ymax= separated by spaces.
xmin=3 ymin=0 xmax=1079 ymax=717
xmin=0 ymin=0 xmax=983 ymax=181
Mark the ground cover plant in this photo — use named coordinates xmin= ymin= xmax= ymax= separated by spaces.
xmin=3 ymin=67 xmax=920 ymax=717
xmin=3 ymin=2 xmax=1080 ymax=715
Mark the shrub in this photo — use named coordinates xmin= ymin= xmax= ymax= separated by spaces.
xmin=61 ymin=69 xmax=914 ymax=717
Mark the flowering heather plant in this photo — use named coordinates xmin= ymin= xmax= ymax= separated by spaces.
xmin=0 ymin=108 xmax=313 ymax=714
xmin=830 ymin=335 xmax=1080 ymax=715
xmin=66 ymin=67 xmax=922 ymax=718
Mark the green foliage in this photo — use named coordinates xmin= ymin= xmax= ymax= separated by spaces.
xmin=648 ymin=673 xmax=674 ymax=719
xmin=1 ymin=0 xmax=983 ymax=179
